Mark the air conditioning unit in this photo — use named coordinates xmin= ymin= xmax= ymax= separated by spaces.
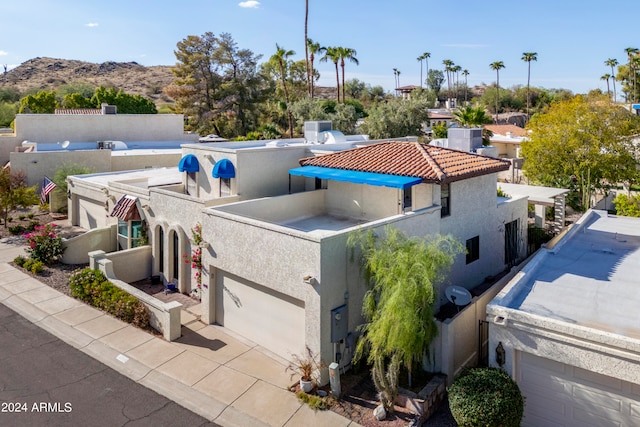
xmin=304 ymin=121 xmax=332 ymax=144
xmin=101 ymin=104 xmax=117 ymax=115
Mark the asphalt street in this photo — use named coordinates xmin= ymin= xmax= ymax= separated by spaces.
xmin=0 ymin=302 xmax=219 ymax=427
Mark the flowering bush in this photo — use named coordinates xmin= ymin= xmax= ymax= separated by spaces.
xmin=24 ymin=223 xmax=65 ymax=265
xmin=183 ymin=223 xmax=204 ymax=289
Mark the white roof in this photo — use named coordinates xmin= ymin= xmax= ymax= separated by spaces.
xmin=490 ymin=210 xmax=640 ymax=339
xmin=498 ymin=183 xmax=568 ymax=205
xmin=71 ymin=167 xmax=182 ymax=188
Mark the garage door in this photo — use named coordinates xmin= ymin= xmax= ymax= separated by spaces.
xmin=216 ymin=271 xmax=305 ymax=360
xmin=517 ymin=351 xmax=640 ymax=427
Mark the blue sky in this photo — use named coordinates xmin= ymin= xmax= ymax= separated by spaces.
xmin=2 ymin=1 xmax=639 ymax=97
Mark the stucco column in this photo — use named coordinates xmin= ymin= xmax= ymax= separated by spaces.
xmin=534 ymin=205 xmax=546 ymax=228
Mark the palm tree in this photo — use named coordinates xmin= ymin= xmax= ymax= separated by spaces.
xmin=336 ymin=47 xmax=359 ymax=103
xmin=452 ymin=64 xmax=462 ymax=99
xmin=453 ymin=104 xmax=493 ymax=144
xmin=393 ymin=68 xmax=399 ymax=96
xmin=443 ymin=59 xmax=454 ymax=107
xmin=605 ymin=58 xmax=618 ymax=102
xmin=625 ymin=47 xmax=639 ymax=102
xmin=304 ymin=0 xmax=309 ymax=96
xmin=307 ymin=38 xmax=326 ymax=99
xmin=489 ymin=61 xmax=505 ymax=122
xmin=462 ymin=69 xmax=469 ymax=103
xmin=270 ymin=44 xmax=295 ymax=138
xmin=601 ymin=74 xmax=611 ymax=100
xmin=417 ymin=54 xmax=424 ymax=88
xmin=321 ymin=47 xmax=340 ymax=102
xmin=423 ymin=52 xmax=431 ymax=87
xmin=521 ymin=52 xmax=537 ymax=117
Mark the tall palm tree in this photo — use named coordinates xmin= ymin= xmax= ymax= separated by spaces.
xmin=452 ymin=64 xmax=462 ymax=99
xmin=489 ymin=61 xmax=505 ymax=122
xmin=443 ymin=59 xmax=454 ymax=107
xmin=605 ymin=58 xmax=618 ymax=102
xmin=307 ymin=38 xmax=325 ymax=99
xmin=321 ymin=47 xmax=340 ymax=102
xmin=601 ymin=74 xmax=611 ymax=100
xmin=271 ymin=44 xmax=295 ymax=138
xmin=423 ymin=52 xmax=431 ymax=87
xmin=417 ymin=54 xmax=425 ymax=88
xmin=336 ymin=47 xmax=359 ymax=103
xmin=393 ymin=68 xmax=399 ymax=96
xmin=625 ymin=47 xmax=639 ymax=103
xmin=304 ymin=0 xmax=310 ymax=96
xmin=462 ymin=69 xmax=469 ymax=103
xmin=521 ymin=52 xmax=537 ymax=117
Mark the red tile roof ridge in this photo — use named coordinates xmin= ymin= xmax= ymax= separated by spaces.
xmin=415 ymin=142 xmax=447 ymax=181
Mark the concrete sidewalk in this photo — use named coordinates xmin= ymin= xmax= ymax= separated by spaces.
xmin=0 ymin=242 xmax=359 ymax=427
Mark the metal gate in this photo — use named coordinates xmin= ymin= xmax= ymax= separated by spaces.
xmin=478 ymin=320 xmax=489 ymax=367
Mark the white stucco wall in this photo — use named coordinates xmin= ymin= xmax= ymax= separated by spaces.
xmin=13 ymin=114 xmax=196 ymax=144
xmin=326 ymin=181 xmax=401 ymax=219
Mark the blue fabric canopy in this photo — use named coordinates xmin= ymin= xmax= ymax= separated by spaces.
xmin=289 ymin=166 xmax=422 ymax=189
xmin=178 ymin=154 xmax=199 ymax=172
xmin=212 ymin=158 xmax=236 ymax=179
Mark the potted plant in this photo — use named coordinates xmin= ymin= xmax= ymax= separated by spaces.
xmin=286 ymin=346 xmax=324 ymax=393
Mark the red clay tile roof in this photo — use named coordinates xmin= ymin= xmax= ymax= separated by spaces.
xmin=299 ymin=141 xmax=510 ymax=184
xmin=55 ymin=109 xmax=102 ymax=115
xmin=484 ymin=124 xmax=528 ymax=137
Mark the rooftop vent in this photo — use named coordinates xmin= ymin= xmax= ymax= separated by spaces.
xmin=304 ymin=121 xmax=332 ymax=144
xmin=101 ymin=103 xmax=117 ymax=115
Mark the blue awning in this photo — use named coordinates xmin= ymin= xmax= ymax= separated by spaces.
xmin=178 ymin=154 xmax=199 ymax=172
xmin=212 ymin=158 xmax=236 ymax=178
xmin=289 ymin=166 xmax=423 ymax=189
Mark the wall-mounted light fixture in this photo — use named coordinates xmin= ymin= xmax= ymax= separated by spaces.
xmin=303 ymin=275 xmax=316 ymax=285
xmin=496 ymin=342 xmax=506 ymax=367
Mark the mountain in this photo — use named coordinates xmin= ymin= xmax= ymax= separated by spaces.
xmin=2 ymin=57 xmax=175 ymax=104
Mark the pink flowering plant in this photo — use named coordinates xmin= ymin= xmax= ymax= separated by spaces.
xmin=183 ymin=223 xmax=204 ymax=289
xmin=24 ymin=223 xmax=65 ymax=265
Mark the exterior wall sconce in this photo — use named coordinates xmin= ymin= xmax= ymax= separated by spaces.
xmin=496 ymin=341 xmax=506 ymax=367
xmin=303 ymin=275 xmax=316 ymax=285
xmin=199 ymin=241 xmax=210 ymax=249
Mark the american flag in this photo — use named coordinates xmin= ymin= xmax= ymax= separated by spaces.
xmin=40 ymin=176 xmax=57 ymax=204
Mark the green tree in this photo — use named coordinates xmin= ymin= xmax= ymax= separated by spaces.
xmin=270 ymin=44 xmax=296 ymax=138
xmin=625 ymin=47 xmax=639 ymax=102
xmin=426 ymin=69 xmax=444 ymax=95
xmin=605 ymin=58 xmax=618 ymax=102
xmin=613 ymin=193 xmax=640 ymax=217
xmin=0 ymin=102 xmax=18 ymax=127
xmin=358 ymin=94 xmax=432 ymax=139
xmin=349 ymin=227 xmax=464 ymax=412
xmin=62 ymin=93 xmax=95 ymax=109
xmin=489 ymin=61 xmax=505 ymax=120
xmin=91 ymin=86 xmax=157 ymax=114
xmin=0 ymin=169 xmax=39 ymax=227
xmin=18 ymin=90 xmax=58 ymax=113
xmin=521 ymin=52 xmax=537 ymax=117
xmin=52 ymin=163 xmax=95 ymax=198
xmin=601 ymin=74 xmax=611 ymax=99
xmin=521 ymin=93 xmax=640 ymax=210
xmin=321 ymin=47 xmax=341 ymax=102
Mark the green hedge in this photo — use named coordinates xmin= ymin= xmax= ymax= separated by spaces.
xmin=69 ymin=268 xmax=149 ymax=329
xmin=448 ymin=367 xmax=524 ymax=427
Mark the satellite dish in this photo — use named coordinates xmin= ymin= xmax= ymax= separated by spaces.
xmin=61 ymin=141 xmax=70 ymax=149
xmin=445 ymin=286 xmax=472 ymax=306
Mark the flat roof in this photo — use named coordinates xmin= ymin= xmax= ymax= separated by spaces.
xmin=498 ymin=183 xmax=568 ymax=205
xmin=70 ymin=167 xmax=182 ymax=188
xmin=492 ymin=210 xmax=640 ymax=339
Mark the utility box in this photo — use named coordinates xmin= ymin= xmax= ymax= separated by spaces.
xmin=331 ymin=304 xmax=348 ymax=343
xmin=329 ymin=362 xmax=341 ymax=397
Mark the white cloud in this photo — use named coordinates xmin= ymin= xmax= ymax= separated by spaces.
xmin=0 ymin=50 xmax=7 ymax=56
xmin=238 ymin=1 xmax=260 ymax=8
xmin=85 ymin=22 xmax=99 ymax=28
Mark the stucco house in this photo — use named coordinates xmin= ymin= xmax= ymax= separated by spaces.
xmin=65 ymin=136 xmax=528 ymax=374
xmin=487 ymin=210 xmax=640 ymax=426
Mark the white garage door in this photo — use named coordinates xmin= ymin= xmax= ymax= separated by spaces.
xmin=216 ymin=271 xmax=305 ymax=360
xmin=517 ymin=351 xmax=640 ymax=427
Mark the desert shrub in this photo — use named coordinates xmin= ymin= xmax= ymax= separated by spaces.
xmin=27 ymin=213 xmax=35 ymax=219
xmin=13 ymin=255 xmax=26 ymax=267
xmin=9 ymin=225 xmax=25 ymax=235
xmin=613 ymin=193 xmax=640 ymax=217
xmin=448 ymin=367 xmax=524 ymax=427
xmin=18 ymin=214 xmax=26 ymax=220
xmin=22 ymin=258 xmax=44 ymax=274
xmin=7 ymin=216 xmax=12 ymax=222
xmin=295 ymin=391 xmax=329 ymax=411
xmin=27 ymin=220 xmax=39 ymax=232
xmin=24 ymin=223 xmax=65 ymax=265
xmin=68 ymin=268 xmax=149 ymax=328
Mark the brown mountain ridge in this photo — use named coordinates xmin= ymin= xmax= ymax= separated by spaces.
xmin=2 ymin=57 xmax=176 ymax=104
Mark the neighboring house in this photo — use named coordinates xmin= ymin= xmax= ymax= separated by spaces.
xmin=66 ymin=136 xmax=528 ymax=373
xmin=487 ymin=210 xmax=640 ymax=427
xmin=2 ymin=108 xmax=197 ymax=185
xmin=395 ymin=85 xmax=420 ymax=99
xmin=483 ymin=124 xmax=528 ymax=183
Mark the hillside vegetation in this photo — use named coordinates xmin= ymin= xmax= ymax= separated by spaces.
xmin=1 ymin=57 xmax=175 ymax=104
